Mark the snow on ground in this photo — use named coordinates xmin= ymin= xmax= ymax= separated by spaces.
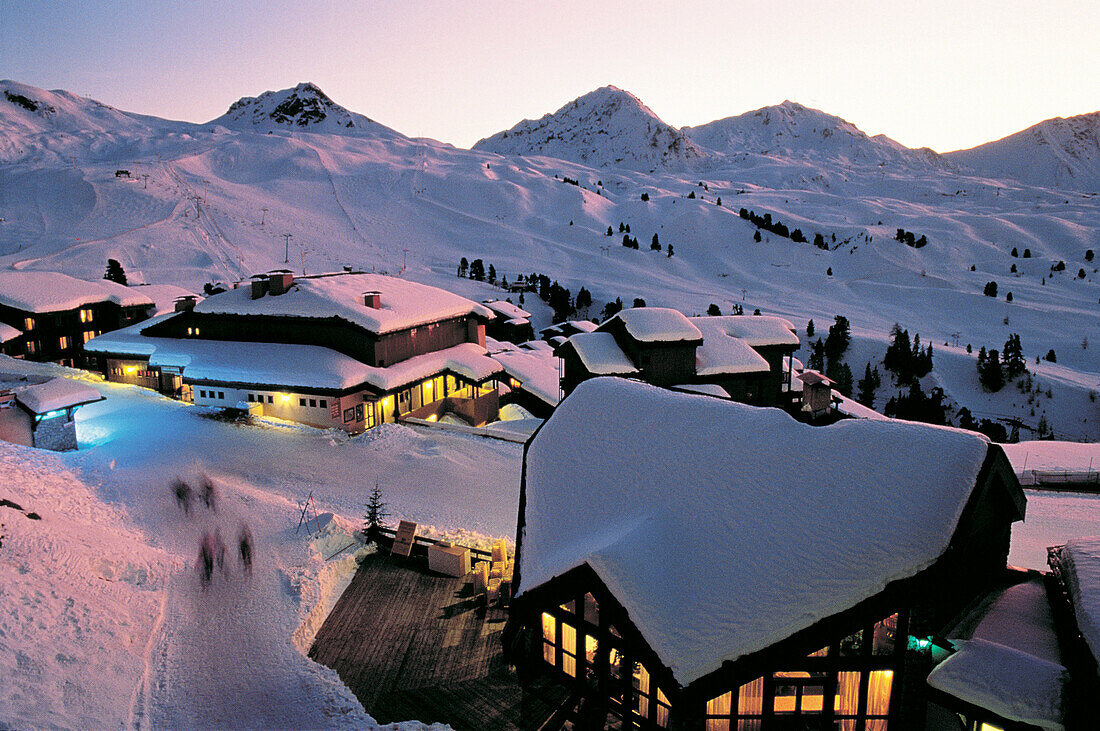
xmin=0 ymin=356 xmax=518 ymax=729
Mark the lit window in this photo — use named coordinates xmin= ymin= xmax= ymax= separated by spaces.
xmin=25 ymin=340 xmax=37 ymax=354
xmin=542 ymin=612 xmax=556 ymax=665
xmin=59 ymin=336 xmax=71 ymax=349
xmin=80 ymin=308 xmax=93 ymax=323
xmin=82 ymin=330 xmax=95 ymax=343
xmin=24 ymin=317 xmax=35 ymax=330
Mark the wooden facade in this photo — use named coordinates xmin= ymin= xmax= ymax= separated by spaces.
xmin=507 ymin=441 xmax=1025 ymax=730
xmin=0 ymin=299 xmax=151 ymax=367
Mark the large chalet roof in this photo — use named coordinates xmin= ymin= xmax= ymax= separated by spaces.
xmin=520 ymin=378 xmax=1010 ymax=685
xmin=0 ymin=271 xmax=154 ymax=313
xmin=691 ymin=318 xmax=771 ymax=375
xmin=194 ymin=273 xmax=493 ymax=335
xmin=605 ymin=308 xmax=703 ymax=343
xmin=688 ymin=315 xmax=800 ymax=348
xmin=85 ymin=316 xmax=501 ymax=392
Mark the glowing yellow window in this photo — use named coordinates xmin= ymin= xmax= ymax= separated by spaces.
xmin=24 ymin=317 xmax=35 ymax=330
xmin=79 ymin=308 xmax=93 ymax=323
xmin=560 ymin=622 xmax=577 ymax=677
xmin=58 ymin=336 xmax=70 ymax=349
xmin=82 ymin=330 xmax=95 ymax=343
xmin=541 ymin=612 xmax=555 ymax=665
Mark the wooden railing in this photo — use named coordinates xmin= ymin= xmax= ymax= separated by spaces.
xmin=369 ymin=525 xmax=494 ymax=563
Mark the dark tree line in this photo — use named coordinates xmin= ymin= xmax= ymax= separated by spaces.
xmin=894 ymin=228 xmax=928 ymax=249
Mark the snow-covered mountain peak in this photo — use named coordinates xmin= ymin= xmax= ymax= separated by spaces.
xmin=947 ymin=110 xmax=1100 ymax=191
xmin=209 ymin=82 xmax=401 ymax=138
xmin=472 ymin=85 xmax=706 ymax=172
xmin=684 ymin=100 xmax=933 ymax=169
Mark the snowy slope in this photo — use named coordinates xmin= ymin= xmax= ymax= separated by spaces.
xmin=0 ymin=80 xmax=1096 ymax=437
xmin=472 ymin=85 xmax=706 ymax=171
xmin=209 ymin=82 xmax=404 ymax=139
xmin=685 ymin=100 xmax=942 ymax=170
xmin=947 ymin=112 xmax=1100 ymax=192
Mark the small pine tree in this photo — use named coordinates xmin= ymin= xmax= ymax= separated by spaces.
xmin=632 ymin=298 xmax=646 ymax=309
xmin=716 ymin=197 xmax=722 ymax=206
xmin=104 ymin=258 xmax=128 ymax=285
xmin=707 ymin=303 xmax=722 ymax=316
xmin=488 ymin=264 xmax=496 ymax=284
xmin=666 ymin=244 xmax=674 ymax=258
xmin=1044 ymin=349 xmax=1057 ymax=363
xmin=1087 ymin=249 xmax=1095 ymax=262
xmin=808 ymin=339 xmax=825 ymax=371
xmin=1011 ymin=247 xmax=1019 ymax=257
xmin=607 ymin=225 xmax=614 ymax=236
xmin=1006 ymin=291 xmax=1013 ymax=302
xmin=806 ymin=319 xmax=815 ymax=338
xmin=826 ymin=267 xmax=833 ymax=276
xmin=458 ymin=257 xmax=469 ymax=277
xmin=687 ymin=191 xmax=696 ymax=199
xmin=640 ymin=192 xmax=649 ymax=202
xmin=1023 ymin=248 xmax=1032 ymax=258
xmin=983 ymin=281 xmax=998 ymax=297
xmin=753 ymin=230 xmax=762 ymax=243
xmin=363 ymin=484 xmax=390 ymax=539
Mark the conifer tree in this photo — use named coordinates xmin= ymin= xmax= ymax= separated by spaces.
xmin=753 ymin=230 xmax=762 ymax=243
xmin=707 ymin=303 xmax=722 ymax=316
xmin=104 ymin=258 xmax=128 ymax=285
xmin=806 ymin=319 xmax=815 ymax=337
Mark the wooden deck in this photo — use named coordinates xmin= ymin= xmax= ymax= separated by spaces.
xmin=309 ymin=552 xmax=569 ymax=730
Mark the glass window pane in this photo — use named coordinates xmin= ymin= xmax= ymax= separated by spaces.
xmin=706 ymin=720 xmax=730 ymax=731
xmin=584 ymin=592 xmax=600 ymax=625
xmin=835 ymin=671 xmax=861 ymax=715
xmin=807 ymin=646 xmax=829 ymax=657
xmin=873 ymin=613 xmax=899 ymax=656
xmin=737 ymin=677 xmax=764 ymax=715
xmin=839 ymin=629 xmax=864 ymax=656
xmin=633 ymin=662 xmax=650 ymax=695
xmin=865 ymin=721 xmax=888 ymax=731
xmin=706 ymin=691 xmax=732 ymax=717
xmin=561 ymin=622 xmax=576 ymax=655
xmin=585 ymin=634 xmax=598 ymax=664
xmin=800 ymin=684 xmax=825 ymax=712
xmin=866 ymin=670 xmax=893 ymax=715
xmin=560 ymin=600 xmax=575 ymax=614
xmin=542 ymin=641 xmax=555 ymax=665
xmin=541 ymin=612 xmax=555 ymax=644
xmin=736 ymin=720 xmax=762 ymax=731
xmin=563 ymin=653 xmax=576 ymax=678
xmin=655 ymin=701 xmax=670 ymax=728
xmin=773 ymin=684 xmax=797 ymax=714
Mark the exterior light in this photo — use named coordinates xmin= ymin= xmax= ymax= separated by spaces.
xmin=280 ymin=393 xmax=292 ymax=403
xmin=124 ymin=365 xmax=137 ymax=375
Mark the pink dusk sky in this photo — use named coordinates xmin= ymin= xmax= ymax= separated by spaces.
xmin=2 ymin=0 xmax=1097 ymax=151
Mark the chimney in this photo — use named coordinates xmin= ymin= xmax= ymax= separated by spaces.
xmin=174 ymin=295 xmax=198 ymax=312
xmin=363 ymin=291 xmax=381 ymax=309
xmin=250 ymin=275 xmax=269 ymax=300
xmin=268 ymin=271 xmax=294 ymax=295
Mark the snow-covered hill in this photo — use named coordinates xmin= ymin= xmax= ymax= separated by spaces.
xmin=685 ymin=100 xmax=942 ymax=170
xmin=947 ymin=111 xmax=1100 ymax=192
xmin=209 ymin=82 xmax=403 ymax=139
xmin=0 ymin=80 xmax=1096 ymax=438
xmin=473 ymin=85 xmax=705 ymax=172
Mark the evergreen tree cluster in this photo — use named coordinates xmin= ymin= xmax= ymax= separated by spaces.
xmin=976 ymin=333 xmax=1028 ymax=392
xmin=104 ymin=258 xmax=128 ymax=285
xmin=884 ymin=383 xmax=950 ymax=425
xmin=806 ymin=315 xmax=854 ymax=396
xmin=738 ymin=208 xmax=822 ymax=249
xmin=894 ymin=228 xmax=928 ymax=249
xmin=883 ymin=324 xmax=934 ymax=384
xmin=856 ymin=363 xmax=882 ymax=407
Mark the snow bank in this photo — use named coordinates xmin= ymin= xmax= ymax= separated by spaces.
xmin=0 ymin=441 xmax=173 ymax=729
xmin=521 ymin=378 xmax=993 ymax=684
xmin=1054 ymin=536 xmax=1100 ymax=662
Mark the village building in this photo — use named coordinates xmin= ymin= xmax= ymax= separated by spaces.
xmin=482 ymin=299 xmax=535 ymax=344
xmin=84 ymin=271 xmax=505 ymax=432
xmin=925 ymin=536 xmax=1100 ymax=730
xmin=556 ymin=308 xmax=799 ymax=407
xmin=0 ymin=376 xmax=103 ymax=451
xmin=540 ymin=320 xmax=598 ymax=347
xmin=0 ymin=271 xmax=155 ymax=367
xmin=486 ymin=338 xmax=561 ymax=418
xmin=505 ymin=378 xmax=1024 ymax=730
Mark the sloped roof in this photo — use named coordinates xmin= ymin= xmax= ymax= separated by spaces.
xmin=1052 ymin=536 xmax=1100 ymax=663
xmin=691 ymin=318 xmax=772 ymax=375
xmin=195 ymin=273 xmax=493 ymax=335
xmin=489 ymin=340 xmax=560 ymax=407
xmin=520 ymin=378 xmax=1001 ymax=685
xmin=482 ymin=299 xmax=531 ymax=320
xmin=16 ymin=377 xmax=103 ymax=414
xmin=0 ymin=271 xmax=154 ymax=313
xmin=0 ymin=322 xmax=21 ymax=343
xmin=85 ymin=315 xmax=500 ymax=392
xmin=565 ymin=333 xmax=639 ymax=375
xmin=690 ymin=315 xmax=799 ymax=348
xmin=607 ymin=308 xmax=702 ymax=343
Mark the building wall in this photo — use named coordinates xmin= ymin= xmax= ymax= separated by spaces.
xmin=1 ymin=301 xmax=151 ymax=366
xmin=0 ymin=406 xmax=34 ymax=448
xmin=105 ymin=357 xmax=162 ymax=391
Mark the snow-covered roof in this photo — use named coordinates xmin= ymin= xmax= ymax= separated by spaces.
xmin=608 ymin=308 xmax=703 ymax=343
xmin=834 ymin=395 xmax=889 ymax=420
xmin=689 ymin=315 xmax=799 ymax=348
xmin=0 ymin=322 xmax=21 ymax=343
xmin=565 ymin=333 xmax=639 ymax=375
xmin=482 ymin=299 xmax=531 ymax=320
xmin=520 ymin=378 xmax=999 ymax=685
xmin=568 ymin=320 xmax=599 ymax=333
xmin=490 ymin=344 xmax=561 ymax=406
xmin=927 ymin=638 xmax=1065 ymax=730
xmin=85 ymin=317 xmax=501 ymax=393
xmin=673 ymin=383 xmax=730 ymax=398
xmin=194 ymin=273 xmax=493 ymax=335
xmin=15 ymin=377 xmax=103 ymax=414
xmin=798 ymin=370 xmax=835 ymax=386
xmin=691 ymin=318 xmax=772 ymax=376
xmin=1052 ymin=536 xmax=1100 ymax=663
xmin=131 ymin=283 xmax=201 ymax=316
xmin=505 ymin=317 xmax=530 ymax=327
xmin=0 ymin=271 xmax=154 ymax=313
xmin=927 ymin=576 xmax=1067 ymax=729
